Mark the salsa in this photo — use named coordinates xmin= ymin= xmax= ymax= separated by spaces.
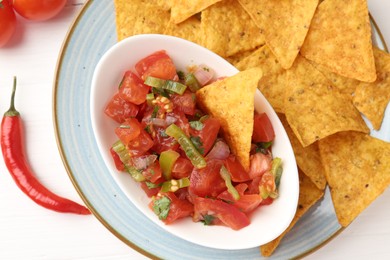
xmin=104 ymin=50 xmax=282 ymax=230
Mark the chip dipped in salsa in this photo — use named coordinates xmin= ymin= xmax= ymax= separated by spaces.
xmin=104 ymin=50 xmax=283 ymax=230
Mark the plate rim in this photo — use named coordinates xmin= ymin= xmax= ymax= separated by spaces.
xmin=52 ymin=1 xmax=388 ymax=259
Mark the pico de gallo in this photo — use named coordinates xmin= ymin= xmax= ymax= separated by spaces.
xmin=104 ymin=50 xmax=283 ymax=230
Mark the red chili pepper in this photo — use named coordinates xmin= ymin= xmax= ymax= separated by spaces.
xmin=1 ymin=77 xmax=90 ymax=215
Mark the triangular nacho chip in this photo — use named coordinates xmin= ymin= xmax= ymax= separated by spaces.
xmin=285 ymin=55 xmax=369 ymax=147
xmin=260 ymin=170 xmax=324 ymax=256
xmin=170 ymin=0 xmax=222 ymax=24
xmin=285 ymin=56 xmax=369 ymax=147
xmin=114 ymin=0 xmax=170 ymax=41
xmin=318 ymin=131 xmax=390 ymax=227
xmin=353 ymin=47 xmax=390 ymax=130
xmin=201 ymin=0 xmax=265 ymax=57
xmin=236 ymin=45 xmax=288 ymax=113
xmin=279 ymin=114 xmax=326 ymax=190
xmin=196 ymin=68 xmax=263 ymax=170
xmin=237 ymin=0 xmax=319 ymax=69
xmin=309 ymin=61 xmax=359 ymax=97
xmin=300 ymin=0 xmax=376 ymax=82
xmin=164 ymin=16 xmax=203 ymax=46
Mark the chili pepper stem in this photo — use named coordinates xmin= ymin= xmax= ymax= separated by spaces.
xmin=4 ymin=76 xmax=20 ymax=117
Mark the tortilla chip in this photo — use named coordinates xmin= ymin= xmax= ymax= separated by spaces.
xmin=237 ymin=0 xmax=319 ymax=69
xmin=235 ymin=45 xmax=288 ymax=113
xmin=309 ymin=61 xmax=359 ymax=97
xmin=318 ymin=131 xmax=390 ymax=227
xmin=170 ymin=0 xmax=222 ymax=24
xmin=164 ymin=16 xmax=203 ymax=46
xmin=260 ymin=170 xmax=324 ymax=256
xmin=196 ymin=68 xmax=263 ymax=170
xmin=353 ymin=47 xmax=390 ymax=130
xmin=201 ymin=0 xmax=266 ymax=57
xmin=225 ymin=47 xmax=261 ymax=67
xmin=114 ymin=0 xmax=170 ymax=41
xmin=285 ymin=55 xmax=369 ymax=147
xmin=300 ymin=0 xmax=376 ymax=82
xmin=279 ymin=114 xmax=326 ymax=190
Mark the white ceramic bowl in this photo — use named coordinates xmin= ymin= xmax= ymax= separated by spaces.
xmin=90 ymin=34 xmax=299 ymax=250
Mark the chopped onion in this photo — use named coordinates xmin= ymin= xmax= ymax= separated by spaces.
xmin=150 ymin=118 xmax=166 ymax=127
xmin=194 ymin=64 xmax=215 ymax=86
xmin=165 ymin=115 xmax=177 ymax=125
xmin=131 ymin=155 xmax=158 ymax=170
xmin=206 ymin=140 xmax=230 ymax=160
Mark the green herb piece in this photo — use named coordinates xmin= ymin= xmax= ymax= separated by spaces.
xmin=177 ymin=71 xmax=185 ymax=80
xmin=145 ymin=182 xmax=163 ymax=189
xmin=152 ymin=86 xmax=170 ymax=98
xmin=144 ymin=125 xmax=152 ymax=134
xmin=189 ymin=121 xmax=204 ymax=131
xmin=151 ymin=106 xmax=159 ymax=118
xmin=159 ymin=130 xmax=168 ymax=138
xmin=256 ymin=141 xmax=273 ymax=154
xmin=201 ymin=214 xmax=215 ymax=226
xmin=152 ymin=196 xmax=171 ymax=220
xmin=165 ymin=124 xmax=207 ymax=169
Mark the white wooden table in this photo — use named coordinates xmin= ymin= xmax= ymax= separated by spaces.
xmin=0 ymin=1 xmax=389 ymax=259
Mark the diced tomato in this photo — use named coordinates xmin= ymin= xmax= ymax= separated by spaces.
xmin=170 ymin=91 xmax=196 ymax=116
xmin=252 ymin=113 xmax=275 ymax=143
xmin=110 ymin=147 xmax=125 ymax=171
xmin=142 ymin=161 xmax=163 ymax=183
xmin=224 ymin=155 xmax=251 ymax=182
xmin=190 ymin=117 xmax=220 ymax=155
xmin=127 ymin=129 xmax=154 ymax=156
xmin=218 ymin=184 xmax=262 ymax=213
xmin=151 ymin=127 xmax=179 ymax=154
xmin=105 ymin=93 xmax=139 ymax=123
xmin=140 ymin=178 xmax=165 ymax=198
xmin=149 ymin=192 xmax=194 ymax=225
xmin=248 ymin=152 xmax=272 ymax=179
xmin=246 ymin=176 xmax=262 ymax=195
xmin=189 ymin=159 xmax=226 ymax=198
xmin=135 ymin=50 xmax=177 ymax=80
xmin=119 ymin=71 xmax=150 ymax=105
xmin=193 ymin=197 xmax=250 ymax=230
xmin=172 ymin=157 xmax=193 ymax=179
xmin=115 ymin=118 xmax=142 ymax=146
xmin=260 ymin=197 xmax=274 ymax=206
xmin=136 ymin=102 xmax=148 ymax=122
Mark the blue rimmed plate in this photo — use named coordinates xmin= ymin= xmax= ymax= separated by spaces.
xmin=53 ymin=0 xmax=390 ymax=259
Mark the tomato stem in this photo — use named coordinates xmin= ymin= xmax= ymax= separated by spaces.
xmin=4 ymin=76 xmax=20 ymax=117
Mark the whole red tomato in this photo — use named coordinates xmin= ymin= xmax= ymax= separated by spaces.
xmin=0 ymin=0 xmax=17 ymax=47
xmin=13 ymin=0 xmax=66 ymax=21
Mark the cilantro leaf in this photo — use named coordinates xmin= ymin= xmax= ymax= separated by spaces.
xmin=152 ymin=196 xmax=171 ymax=220
xmin=255 ymin=141 xmax=273 ymax=154
xmin=189 ymin=121 xmax=204 ymax=131
xmin=201 ymin=214 xmax=215 ymax=226
xmin=145 ymin=182 xmax=163 ymax=189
